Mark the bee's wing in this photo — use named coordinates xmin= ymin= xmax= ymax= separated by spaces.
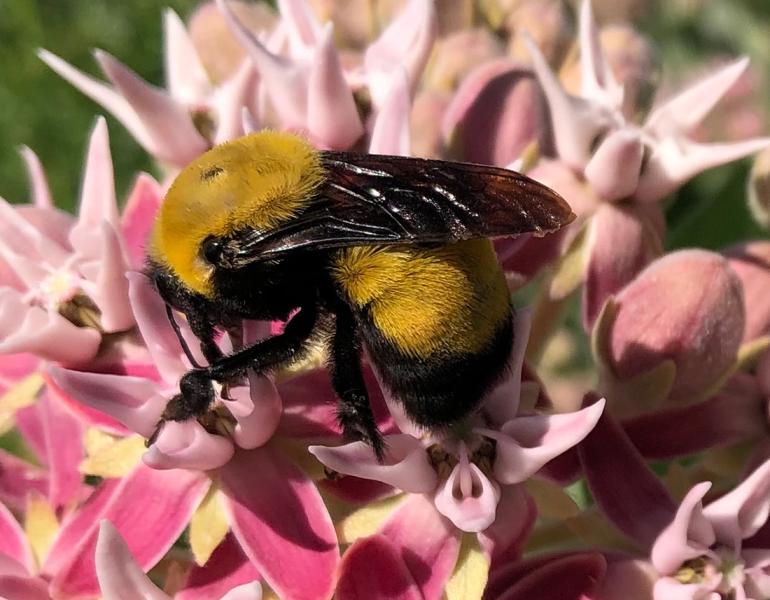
xmin=220 ymin=152 xmax=575 ymax=267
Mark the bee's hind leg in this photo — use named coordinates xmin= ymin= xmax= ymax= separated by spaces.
xmin=330 ymin=306 xmax=386 ymax=462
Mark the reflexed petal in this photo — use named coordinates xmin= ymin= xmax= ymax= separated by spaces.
xmin=380 ymin=494 xmax=460 ymax=600
xmin=221 ymin=445 xmax=339 ymax=600
xmin=309 ymin=434 xmax=438 ymax=494
xmin=178 ymin=534 xmax=260 ymax=600
xmin=0 ymin=195 xmax=68 ymax=263
xmin=95 ymin=50 xmax=209 ymax=166
xmin=477 ymin=485 xmax=537 ymax=562
xmin=143 ymin=420 xmax=235 ymax=470
xmin=0 ymin=501 xmax=34 ymax=574
xmin=121 ymin=173 xmax=162 ymax=269
xmin=307 ymin=24 xmax=364 ymax=149
xmin=578 ymin=406 xmax=677 ymax=547
xmin=703 ymin=457 xmax=770 ymax=545
xmin=369 ymin=68 xmax=411 ymax=156
xmin=364 ymin=0 xmax=437 ymax=108
xmin=434 ymin=459 xmax=501 ymax=533
xmin=578 ymin=0 xmax=623 ymax=108
xmin=488 ymin=400 xmax=605 ymax=485
xmin=85 ymin=223 xmax=133 ymax=332
xmin=337 ymin=535 xmax=422 ymax=600
xmin=0 ymin=575 xmax=49 ymax=600
xmin=95 ymin=520 xmax=172 ymax=600
xmin=19 ymin=146 xmax=52 ymax=208
xmin=46 ymin=464 xmax=209 ymax=597
xmin=212 ymin=60 xmax=256 ymax=145
xmin=584 ymin=128 xmax=643 ymax=202
xmin=47 ymin=365 xmax=164 ymax=438
xmin=0 ymin=450 xmax=49 ymax=511
xmin=598 ymin=557 xmax=658 ymax=600
xmin=221 ymin=582 xmax=263 ymax=600
xmin=163 ymin=8 xmax=212 ymax=104
xmin=650 ymin=482 xmax=715 ymax=575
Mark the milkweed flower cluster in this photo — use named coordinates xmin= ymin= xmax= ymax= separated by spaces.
xmin=0 ymin=1 xmax=769 ymax=599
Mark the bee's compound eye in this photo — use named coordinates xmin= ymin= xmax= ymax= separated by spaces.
xmin=202 ymin=236 xmax=224 ymax=265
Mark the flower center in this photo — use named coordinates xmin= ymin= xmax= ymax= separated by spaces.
xmin=38 ymin=269 xmax=80 ymax=310
xmin=675 ymin=547 xmax=746 ymax=598
xmin=427 ymin=436 xmax=497 ymax=481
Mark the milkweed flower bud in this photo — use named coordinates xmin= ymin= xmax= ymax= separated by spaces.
xmin=597 ymin=250 xmax=745 ymax=409
xmin=724 ymin=240 xmax=770 ymax=342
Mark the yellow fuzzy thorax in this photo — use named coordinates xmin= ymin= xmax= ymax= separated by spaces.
xmin=332 ymin=239 xmax=511 ymax=356
xmin=150 ymin=131 xmax=323 ymax=296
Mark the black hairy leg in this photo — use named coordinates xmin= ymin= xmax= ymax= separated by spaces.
xmin=147 ymin=302 xmax=319 ymax=446
xmin=329 ymin=304 xmax=385 ymax=462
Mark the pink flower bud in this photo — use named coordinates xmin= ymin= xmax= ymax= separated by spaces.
xmin=724 ymin=240 xmax=770 ymax=342
xmin=605 ymin=250 xmax=745 ymax=404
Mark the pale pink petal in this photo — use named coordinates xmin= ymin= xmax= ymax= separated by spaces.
xmin=95 ymin=520 xmax=172 ymax=600
xmin=0 ymin=450 xmax=49 ymax=511
xmin=46 ymin=464 xmax=209 ymax=598
xmin=651 ymin=482 xmax=714 ymax=575
xmin=38 ymin=49 xmax=157 ymax=154
xmin=277 ymin=370 xmax=345 ymax=439
xmin=38 ymin=390 xmax=85 ymax=510
xmin=434 ymin=454 xmax=501 ymax=532
xmin=15 ymin=204 xmax=74 ymax=251
xmin=380 ymin=494 xmax=460 ymax=600
xmin=163 ymin=8 xmax=211 ymax=104
xmin=645 ymin=58 xmax=750 ymax=138
xmin=307 ymin=24 xmax=364 ymax=149
xmin=636 ymin=136 xmax=770 ymax=203
xmin=47 ymin=365 xmax=164 ymax=438
xmin=364 ymin=0 xmax=437 ymax=108
xmin=578 ymin=408 xmax=677 ymax=547
xmin=217 ymin=0 xmax=307 ymax=130
xmin=85 ymin=223 xmax=133 ymax=332
xmin=277 ymin=0 xmax=323 ymax=58
xmin=19 ymin=146 xmax=52 ymax=208
xmin=524 ymin=34 xmax=617 ymax=170
xmin=492 ymin=552 xmax=607 ymax=600
xmin=71 ymin=116 xmax=119 ymax=240
xmin=178 ymin=534 xmax=261 ymax=600
xmin=482 ymin=310 xmax=532 ymax=426
xmin=0 ymin=576 xmax=50 ymax=600
xmin=128 ymin=271 xmax=191 ymax=382
xmin=703 ymin=457 xmax=770 ymax=546
xmin=309 ymin=434 xmax=438 ymax=494
xmin=95 ymin=50 xmax=209 ymax=166
xmin=221 ymin=582 xmax=263 ymax=600
xmin=0 ymin=195 xmax=69 ymax=262
xmin=369 ymin=68 xmax=410 ymax=156
xmin=653 ymin=576 xmax=718 ymax=600
xmin=121 ymin=173 xmax=162 ymax=269
xmin=488 ymin=400 xmax=605 ymax=485
xmin=578 ymin=0 xmax=623 ymax=107
xmin=221 ymin=445 xmax=339 ymax=600
xmin=0 ymin=554 xmax=30 ymax=578
xmin=584 ymin=128 xmax=643 ymax=201
xmin=228 ymin=374 xmax=282 ymax=449
xmin=143 ymin=420 xmax=234 ymax=470
xmin=337 ymin=535 xmax=422 ymax=600
xmin=0 ymin=501 xmax=34 ymax=574
xmin=0 ymin=353 xmax=38 ymax=389
xmin=477 ymin=485 xmax=537 ymax=562
xmin=212 ymin=60 xmax=257 ymax=145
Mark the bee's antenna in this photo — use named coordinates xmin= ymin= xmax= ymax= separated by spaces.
xmin=165 ymin=303 xmax=204 ymax=369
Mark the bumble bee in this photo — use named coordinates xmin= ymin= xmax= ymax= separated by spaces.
xmin=146 ymin=131 xmax=573 ymax=458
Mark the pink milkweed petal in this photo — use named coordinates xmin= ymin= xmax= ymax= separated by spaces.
xmin=489 ymin=400 xmax=605 ymax=485
xmin=597 ymin=557 xmax=658 ymax=600
xmin=177 ymin=534 xmax=260 ymax=600
xmin=0 ymin=195 xmax=68 ymax=263
xmin=307 ymin=24 xmax=364 ymax=150
xmin=71 ymin=117 xmax=119 ymax=242
xmin=221 ymin=582 xmax=263 ymax=600
xmin=221 ymin=445 xmax=339 ymax=600
xmin=15 ymin=204 xmax=74 ymax=253
xmin=703 ymin=457 xmax=770 ymax=545
xmin=0 ymin=575 xmax=50 ymax=600
xmin=380 ymin=494 xmax=461 ymax=600
xmin=143 ymin=420 xmax=234 ymax=471
xmin=477 ymin=485 xmax=536 ymax=563
xmin=652 ymin=576 xmax=718 ymax=600
xmin=0 ymin=450 xmax=49 ymax=511
xmin=579 ymin=406 xmax=677 ymax=548
xmin=650 ymin=482 xmax=714 ymax=576
xmin=228 ymin=374 xmax=282 ymax=450
xmin=0 ymin=353 xmax=38 ymax=390
xmin=19 ymin=146 xmax=52 ymax=208
xmin=121 ymin=173 xmax=162 ymax=269
xmin=0 ymin=501 xmax=34 ymax=574
xmin=493 ymin=552 xmax=607 ymax=600
xmin=95 ymin=50 xmax=209 ymax=167
xmin=46 ymin=366 xmax=164 ymax=438
xmin=277 ymin=0 xmax=323 ymax=58
xmin=163 ymin=8 xmax=212 ymax=104
xmin=46 ymin=463 xmax=209 ymax=598
xmin=577 ymin=0 xmax=622 ymax=106
xmin=337 ymin=535 xmax=422 ymax=600
xmin=309 ymin=434 xmax=437 ymax=494
xmin=434 ymin=460 xmax=501 ymax=532
xmin=95 ymin=520 xmax=172 ymax=600
xmin=212 ymin=60 xmax=257 ymax=145
xmin=86 ymin=223 xmax=133 ymax=332
xmin=369 ymin=68 xmax=411 ymax=156
xmin=584 ymin=128 xmax=643 ymax=202
xmin=320 ymin=476 xmax=395 ymax=505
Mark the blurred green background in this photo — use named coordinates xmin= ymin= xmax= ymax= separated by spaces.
xmin=0 ymin=0 xmax=768 ymax=247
